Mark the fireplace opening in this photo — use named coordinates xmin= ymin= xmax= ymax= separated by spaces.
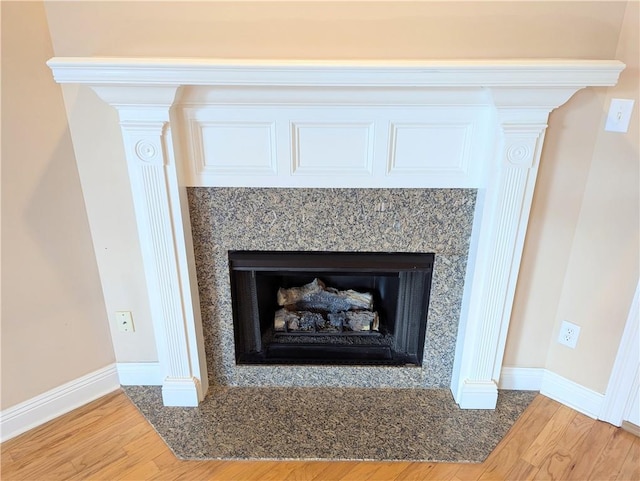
xmin=229 ymin=251 xmax=434 ymax=366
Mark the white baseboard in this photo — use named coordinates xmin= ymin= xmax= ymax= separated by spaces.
xmin=116 ymin=362 xmax=163 ymax=386
xmin=499 ymin=367 xmax=544 ymax=391
xmin=622 ymin=420 xmax=640 ymax=437
xmin=499 ymin=367 xmax=604 ymax=419
xmin=0 ymin=364 xmax=120 ymax=443
xmin=540 ymin=370 xmax=604 ymax=419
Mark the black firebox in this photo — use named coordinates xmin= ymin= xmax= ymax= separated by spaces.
xmin=229 ymin=251 xmax=434 ymax=366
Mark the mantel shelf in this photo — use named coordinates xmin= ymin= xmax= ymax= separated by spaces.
xmin=47 ymin=57 xmax=624 ymax=88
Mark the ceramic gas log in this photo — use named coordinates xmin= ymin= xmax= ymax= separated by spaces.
xmin=277 ymin=278 xmax=374 ymax=311
xmin=274 ymin=308 xmax=380 ymax=333
xmin=274 ymin=278 xmax=379 ymax=333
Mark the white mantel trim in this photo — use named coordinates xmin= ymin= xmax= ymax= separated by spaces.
xmin=48 ymin=58 xmax=624 ymax=409
xmin=48 ymin=58 xmax=623 ymax=87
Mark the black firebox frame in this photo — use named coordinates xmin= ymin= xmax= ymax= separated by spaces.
xmin=229 ymin=251 xmax=434 ymax=366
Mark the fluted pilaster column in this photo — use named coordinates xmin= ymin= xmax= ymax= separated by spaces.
xmin=93 ymin=85 xmax=208 ymax=406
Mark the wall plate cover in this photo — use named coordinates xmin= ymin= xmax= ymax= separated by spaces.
xmin=557 ymin=320 xmax=581 ymax=349
xmin=605 ymin=98 xmax=635 ymax=133
xmin=116 ymin=311 xmax=135 ymax=332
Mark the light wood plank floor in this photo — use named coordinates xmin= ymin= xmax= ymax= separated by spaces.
xmin=1 ymin=390 xmax=638 ymax=480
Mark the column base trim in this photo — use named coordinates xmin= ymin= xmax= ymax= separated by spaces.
xmin=455 ymin=380 xmax=499 ymax=409
xmin=162 ymin=377 xmax=202 ymax=407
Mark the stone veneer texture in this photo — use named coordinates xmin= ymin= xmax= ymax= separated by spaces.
xmin=187 ymin=188 xmax=476 ymax=388
xmin=124 ymin=386 xmax=536 ymax=461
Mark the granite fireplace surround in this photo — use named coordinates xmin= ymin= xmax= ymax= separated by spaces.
xmin=188 ymin=187 xmax=476 ymax=389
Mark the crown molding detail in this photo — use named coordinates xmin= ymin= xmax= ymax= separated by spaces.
xmin=48 ymin=58 xmax=623 ymax=88
xmin=48 ymin=58 xmax=624 ymax=408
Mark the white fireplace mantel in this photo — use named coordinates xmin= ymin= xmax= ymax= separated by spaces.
xmin=48 ymin=58 xmax=624 ymax=408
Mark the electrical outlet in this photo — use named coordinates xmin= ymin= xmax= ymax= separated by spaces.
xmin=116 ymin=311 xmax=135 ymax=333
xmin=557 ymin=320 xmax=580 ymax=349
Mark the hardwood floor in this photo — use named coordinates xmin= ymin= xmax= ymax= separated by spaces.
xmin=1 ymin=390 xmax=638 ymax=480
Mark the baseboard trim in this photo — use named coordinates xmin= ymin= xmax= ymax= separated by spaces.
xmin=499 ymin=367 xmax=544 ymax=391
xmin=499 ymin=367 xmax=604 ymax=419
xmin=116 ymin=362 xmax=163 ymax=386
xmin=540 ymin=370 xmax=604 ymax=419
xmin=621 ymin=421 xmax=640 ymax=437
xmin=0 ymin=364 xmax=120 ymax=443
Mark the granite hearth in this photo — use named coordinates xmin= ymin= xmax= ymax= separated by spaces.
xmin=124 ymin=385 xmax=535 ymax=461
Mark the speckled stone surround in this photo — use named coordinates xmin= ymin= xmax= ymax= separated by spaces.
xmin=124 ymin=386 xmax=536 ymax=461
xmin=188 ymin=188 xmax=476 ymax=388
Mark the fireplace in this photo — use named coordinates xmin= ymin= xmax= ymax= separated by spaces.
xmin=47 ymin=57 xmax=624 ymax=407
xmin=229 ymin=251 xmax=434 ymax=366
xmin=188 ymin=187 xmax=471 ymax=389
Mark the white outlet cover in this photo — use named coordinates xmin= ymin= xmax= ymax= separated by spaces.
xmin=558 ymin=320 xmax=581 ymax=349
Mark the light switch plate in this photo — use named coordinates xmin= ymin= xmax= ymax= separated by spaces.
xmin=605 ymin=98 xmax=635 ymax=133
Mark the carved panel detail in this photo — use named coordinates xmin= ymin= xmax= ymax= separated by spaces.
xmin=291 ymin=122 xmax=374 ymax=176
xmin=506 ymin=142 xmax=532 ymax=166
xmin=387 ymin=122 xmax=472 ymax=175
xmin=135 ymin=139 xmax=160 ymax=163
xmin=501 ymin=126 xmax=545 ymax=169
xmin=195 ymin=121 xmax=277 ymax=175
